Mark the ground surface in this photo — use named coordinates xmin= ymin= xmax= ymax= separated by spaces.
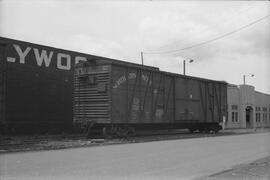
xmin=0 ymin=128 xmax=267 ymax=153
xmin=199 ymin=156 xmax=270 ymax=180
xmin=0 ymin=131 xmax=270 ymax=180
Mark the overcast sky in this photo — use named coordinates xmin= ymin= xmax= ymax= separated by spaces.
xmin=1 ymin=0 xmax=270 ymax=94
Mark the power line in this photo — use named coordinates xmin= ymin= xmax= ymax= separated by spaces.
xmin=155 ymin=3 xmax=255 ymax=52
xmin=143 ymin=14 xmax=270 ymax=55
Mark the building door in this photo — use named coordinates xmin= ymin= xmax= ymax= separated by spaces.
xmin=246 ymin=106 xmax=253 ymax=128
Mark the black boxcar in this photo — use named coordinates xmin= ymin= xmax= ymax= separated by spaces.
xmin=74 ymin=60 xmax=227 ymax=137
xmin=0 ymin=37 xmax=78 ymax=133
xmin=0 ymin=37 xmax=160 ymax=134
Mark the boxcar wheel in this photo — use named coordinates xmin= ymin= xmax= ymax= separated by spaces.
xmin=102 ymin=127 xmax=111 ymax=139
xmin=198 ymin=128 xmax=204 ymax=133
xmin=116 ymin=126 xmax=128 ymax=138
xmin=213 ymin=126 xmax=220 ymax=134
xmin=204 ymin=127 xmax=210 ymax=133
xmin=128 ymin=127 xmax=136 ymax=136
xmin=189 ymin=128 xmax=195 ymax=133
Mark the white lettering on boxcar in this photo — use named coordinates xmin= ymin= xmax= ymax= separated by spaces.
xmin=128 ymin=73 xmax=136 ymax=79
xmin=142 ymin=74 xmax=148 ymax=82
xmin=6 ymin=44 xmax=88 ymax=71
xmin=75 ymin=56 xmax=87 ymax=64
xmin=6 ymin=57 xmax=16 ymax=62
xmin=113 ymin=75 xmax=127 ymax=89
xmin=113 ymin=73 xmax=152 ymax=89
xmin=34 ymin=48 xmax=53 ymax=67
xmin=57 ymin=53 xmax=71 ymax=70
xmin=13 ymin=44 xmax=31 ymax=64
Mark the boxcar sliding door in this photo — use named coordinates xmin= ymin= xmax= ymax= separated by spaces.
xmin=174 ymin=77 xmax=201 ymax=122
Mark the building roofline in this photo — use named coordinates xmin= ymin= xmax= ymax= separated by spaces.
xmin=255 ymin=90 xmax=270 ymax=97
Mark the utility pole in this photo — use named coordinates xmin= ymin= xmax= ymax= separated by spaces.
xmin=183 ymin=60 xmax=186 ymax=75
xmin=183 ymin=59 xmax=194 ymax=75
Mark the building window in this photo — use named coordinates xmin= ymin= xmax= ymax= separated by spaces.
xmin=263 ymin=113 xmax=267 ymax=122
xmin=231 ymin=105 xmax=238 ymax=123
xmin=232 ymin=111 xmax=238 ymax=122
xmin=232 ymin=105 xmax=238 ymax=110
xmin=256 ymin=107 xmax=261 ymax=123
xmin=256 ymin=113 xmax=257 ymax=122
xmin=235 ymin=112 xmax=238 ymax=122
xmin=256 ymin=113 xmax=261 ymax=122
xmin=262 ymin=107 xmax=267 ymax=123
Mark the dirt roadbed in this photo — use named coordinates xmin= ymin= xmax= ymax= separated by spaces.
xmin=0 ymin=128 xmax=269 ymax=154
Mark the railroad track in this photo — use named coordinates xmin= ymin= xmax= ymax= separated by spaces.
xmin=0 ymin=130 xmax=236 ymax=153
xmin=0 ymin=134 xmax=85 ymax=147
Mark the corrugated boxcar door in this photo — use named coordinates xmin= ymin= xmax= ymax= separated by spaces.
xmin=187 ymin=80 xmax=201 ymax=121
xmin=74 ymin=65 xmax=111 ymax=124
xmin=175 ymin=78 xmax=201 ymax=121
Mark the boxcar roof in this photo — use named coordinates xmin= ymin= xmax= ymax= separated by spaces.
xmin=87 ymin=59 xmax=228 ymax=85
xmin=160 ymin=70 xmax=227 ymax=85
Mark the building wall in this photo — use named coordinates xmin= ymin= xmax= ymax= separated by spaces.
xmin=254 ymin=92 xmax=270 ymax=128
xmin=226 ymin=84 xmax=270 ymax=129
xmin=227 ymin=84 xmax=241 ymax=128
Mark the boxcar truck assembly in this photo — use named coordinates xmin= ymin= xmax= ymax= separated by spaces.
xmin=74 ymin=60 xmax=228 ymax=138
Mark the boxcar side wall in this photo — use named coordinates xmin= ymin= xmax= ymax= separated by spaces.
xmin=0 ymin=43 xmax=6 ymax=127
xmin=220 ymin=83 xmax=228 ymax=121
xmin=198 ymin=80 xmax=227 ymax=123
xmin=1 ymin=38 xmax=76 ymax=133
xmin=111 ymin=64 xmax=175 ymax=124
xmin=111 ymin=64 xmax=227 ymax=125
xmin=0 ymin=37 xmax=105 ymax=133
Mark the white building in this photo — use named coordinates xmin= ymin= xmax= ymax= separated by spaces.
xmin=226 ymin=84 xmax=270 ymax=129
